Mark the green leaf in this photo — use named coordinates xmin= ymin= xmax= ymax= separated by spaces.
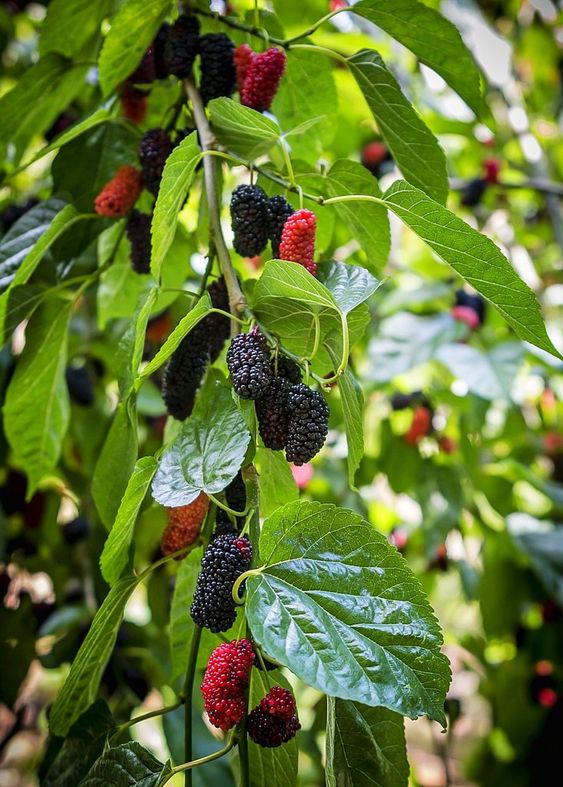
xmin=98 ymin=0 xmax=172 ymax=97
xmin=348 ymin=51 xmax=447 ymax=203
xmin=382 ymin=180 xmax=562 ymax=359
xmin=43 ymin=701 xmax=115 ymax=787
xmin=338 ymin=368 xmax=364 ymax=489
xmin=436 ymin=342 xmax=524 ymax=401
xmin=27 ymin=108 xmax=113 ymax=167
xmin=97 ymin=230 xmax=145 ymax=328
xmin=40 ymin=0 xmax=110 ymax=58
xmin=169 ymin=550 xmax=201 ymax=682
xmin=507 ymin=515 xmax=563 ymax=607
xmin=1 ymin=284 xmax=44 ymax=342
xmin=118 ymin=282 xmax=159 ymax=395
xmin=319 ymin=260 xmax=380 ymax=315
xmin=135 ymin=292 xmax=212 ymax=388
xmin=273 ymin=46 xmax=337 ymax=162
xmin=246 ymin=501 xmax=450 ymax=724
xmin=92 ymin=396 xmax=138 ymax=529
xmin=4 ymin=298 xmax=72 ymax=494
xmin=78 ymin=742 xmax=168 ymax=786
xmin=208 ymin=97 xmax=281 ymax=159
xmin=256 ymin=447 xmax=298 ymax=518
xmin=326 ymin=698 xmax=408 ymax=787
xmin=152 ymin=379 xmax=251 ymax=507
xmin=100 ymin=457 xmax=158 ymax=586
xmin=324 ymin=161 xmax=390 ymax=273
xmin=254 ymin=260 xmax=337 ymax=312
xmin=49 ymin=575 xmax=139 ymax=736
xmin=247 ymin=668 xmax=298 ymax=787
xmin=151 ymin=132 xmax=201 ymax=280
xmin=352 ymin=0 xmax=482 ymax=114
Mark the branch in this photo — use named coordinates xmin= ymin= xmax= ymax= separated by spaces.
xmin=184 ymin=79 xmax=246 ymax=327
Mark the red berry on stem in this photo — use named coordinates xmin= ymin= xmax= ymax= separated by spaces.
xmin=161 ymin=492 xmax=210 ymax=557
xmin=452 ymin=304 xmax=480 ymax=330
xmin=94 ymin=166 xmax=142 ymax=218
xmin=241 ymin=48 xmax=286 ymax=112
xmin=201 ymin=640 xmax=255 ymax=730
xmin=121 ymin=86 xmax=148 ymax=124
xmin=483 ymin=157 xmax=501 ymax=184
xmin=234 ymin=43 xmax=255 ymax=92
xmin=405 ymin=406 xmax=432 ymax=445
xmin=278 ymin=209 xmax=317 ymax=275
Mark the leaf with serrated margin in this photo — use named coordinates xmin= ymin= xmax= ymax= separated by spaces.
xmin=98 ymin=0 xmax=172 ymax=97
xmin=319 ymin=260 xmax=380 ymax=315
xmin=254 ymin=260 xmax=337 ymax=311
xmin=151 ymin=132 xmax=201 ymax=280
xmin=208 ymin=97 xmax=281 ymax=159
xmin=326 ymin=698 xmax=408 ymax=787
xmin=4 ymin=298 xmax=71 ymax=494
xmin=100 ymin=457 xmax=158 ymax=586
xmin=382 ymin=180 xmax=562 ymax=359
xmin=49 ymin=575 xmax=139 ymax=736
xmin=352 ymin=0 xmax=482 ymax=115
xmin=339 ymin=368 xmax=364 ymax=489
xmin=348 ymin=50 xmax=447 ymax=204
xmin=246 ymin=500 xmax=450 ymax=725
xmin=78 ymin=742 xmax=169 ymax=786
xmin=40 ymin=0 xmax=110 ymax=58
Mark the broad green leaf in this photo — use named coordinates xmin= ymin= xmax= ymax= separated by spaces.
xmin=247 ymin=668 xmax=298 ymax=787
xmin=254 ymin=260 xmax=337 ymax=311
xmin=92 ymin=396 xmax=138 ymax=529
xmin=4 ymin=298 xmax=72 ymax=494
xmin=319 ymin=260 xmax=380 ymax=315
xmin=0 ymin=198 xmax=67 ymax=290
xmin=135 ymin=292 xmax=212 ymax=388
xmin=273 ymin=46 xmax=337 ymax=162
xmin=382 ymin=180 xmax=562 ymax=359
xmin=338 ymin=368 xmax=364 ymax=489
xmin=324 ymin=161 xmax=390 ymax=273
xmin=97 ymin=231 xmax=145 ymax=328
xmin=23 ymin=108 xmax=113 ymax=171
xmin=118 ymin=282 xmax=159 ymax=395
xmin=152 ymin=379 xmax=251 ymax=507
xmin=49 ymin=575 xmax=139 ymax=736
xmin=1 ymin=284 xmax=44 ymax=342
xmin=43 ymin=701 xmax=115 ymax=787
xmin=100 ymin=457 xmax=158 ymax=586
xmin=169 ymin=550 xmax=201 ymax=682
xmin=151 ymin=132 xmax=201 ymax=280
xmin=348 ymin=51 xmax=447 ymax=204
xmin=40 ymin=0 xmax=110 ymax=58
xmin=208 ymin=97 xmax=280 ymax=159
xmin=98 ymin=0 xmax=172 ymax=97
xmin=436 ymin=342 xmax=524 ymax=401
xmin=507 ymin=514 xmax=563 ymax=607
xmin=256 ymin=447 xmax=299 ymax=518
xmin=246 ymin=501 xmax=450 ymax=724
xmin=352 ymin=0 xmax=482 ymax=115
xmin=366 ymin=312 xmax=467 ymax=383
xmin=78 ymin=742 xmax=168 ymax=786
xmin=326 ymin=698 xmax=408 ymax=787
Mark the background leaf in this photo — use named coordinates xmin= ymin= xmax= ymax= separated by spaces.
xmin=256 ymin=447 xmax=299 ymax=518
xmin=169 ymin=550 xmax=201 ymax=682
xmin=436 ymin=342 xmax=524 ymax=401
xmin=40 ymin=0 xmax=110 ymax=58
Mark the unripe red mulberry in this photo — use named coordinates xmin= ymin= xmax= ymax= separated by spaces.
xmin=234 ymin=44 xmax=255 ymax=92
xmin=285 ymin=383 xmax=329 ymax=465
xmin=94 ymin=166 xmax=142 ymax=218
xmin=165 ymin=15 xmax=200 ymax=77
xmin=266 ymin=195 xmax=294 ymax=259
xmin=199 ymin=33 xmax=236 ymax=105
xmin=126 ymin=209 xmax=151 ymax=274
xmin=259 ymin=687 xmax=297 ymax=720
xmin=241 ymin=48 xmax=286 ymax=112
xmin=121 ymin=86 xmax=148 ymax=124
xmin=278 ymin=209 xmax=317 ymax=275
xmin=161 ymin=492 xmax=209 ymax=557
xmin=247 ymin=696 xmax=300 ymax=748
xmin=138 ymin=128 xmax=173 ymax=196
xmin=405 ymin=406 xmax=433 ymax=445
xmin=483 ymin=157 xmax=501 ymax=184
xmin=201 ymin=639 xmax=255 ymax=730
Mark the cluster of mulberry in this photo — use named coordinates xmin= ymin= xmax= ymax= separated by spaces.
xmin=190 ymin=534 xmax=252 ymax=632
xmin=138 ymin=128 xmax=173 ymax=195
xmin=248 ymin=687 xmax=300 ymax=748
xmin=266 ymin=195 xmax=294 ymax=258
xmin=200 ymin=33 xmax=236 ymax=105
xmin=126 ymin=209 xmax=151 ymax=274
xmin=162 ymin=277 xmax=230 ymax=420
xmin=230 ymin=185 xmax=270 ymax=258
xmin=278 ymin=209 xmax=317 ymax=275
xmin=227 ymin=332 xmax=272 ymax=400
xmin=160 ymin=492 xmax=209 ymax=557
xmin=236 ymin=46 xmax=287 ymax=112
xmin=201 ymin=639 xmax=255 ymax=730
xmin=94 ymin=166 xmax=142 ymax=218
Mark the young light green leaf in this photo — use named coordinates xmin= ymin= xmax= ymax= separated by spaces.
xmin=382 ymin=180 xmax=562 ymax=359
xmin=49 ymin=575 xmax=139 ymax=736
xmin=152 ymin=379 xmax=251 ymax=507
xmin=151 ymin=132 xmax=201 ymax=280
xmin=100 ymin=457 xmax=158 ymax=586
xmin=319 ymin=260 xmax=380 ymax=315
xmin=98 ymin=0 xmax=172 ymax=97
xmin=436 ymin=342 xmax=524 ymax=401
xmin=326 ymin=698 xmax=408 ymax=787
xmin=208 ymin=97 xmax=281 ymax=159
xmin=339 ymin=368 xmax=364 ymax=489
xmin=40 ymin=0 xmax=110 ymax=58
xmin=78 ymin=742 xmax=168 ymax=786
xmin=256 ymin=447 xmax=299 ymax=518
xmin=324 ymin=161 xmax=390 ymax=273
xmin=254 ymin=260 xmax=337 ymax=311
xmin=352 ymin=0 xmax=482 ymax=115
xmin=92 ymin=396 xmax=138 ymax=529
xmin=135 ymin=292 xmax=212 ymax=388
xmin=169 ymin=550 xmax=201 ymax=682
xmin=348 ymin=51 xmax=448 ymax=204
xmin=4 ymin=298 xmax=72 ymax=494
xmin=246 ymin=500 xmax=451 ymax=725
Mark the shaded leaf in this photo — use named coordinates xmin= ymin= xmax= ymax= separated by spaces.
xmin=78 ymin=742 xmax=168 ymax=786
xmin=169 ymin=550 xmax=201 ymax=682
xmin=40 ymin=0 xmax=110 ymax=58
xmin=256 ymin=447 xmax=299 ymax=518
xmin=338 ymin=368 xmax=364 ymax=489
